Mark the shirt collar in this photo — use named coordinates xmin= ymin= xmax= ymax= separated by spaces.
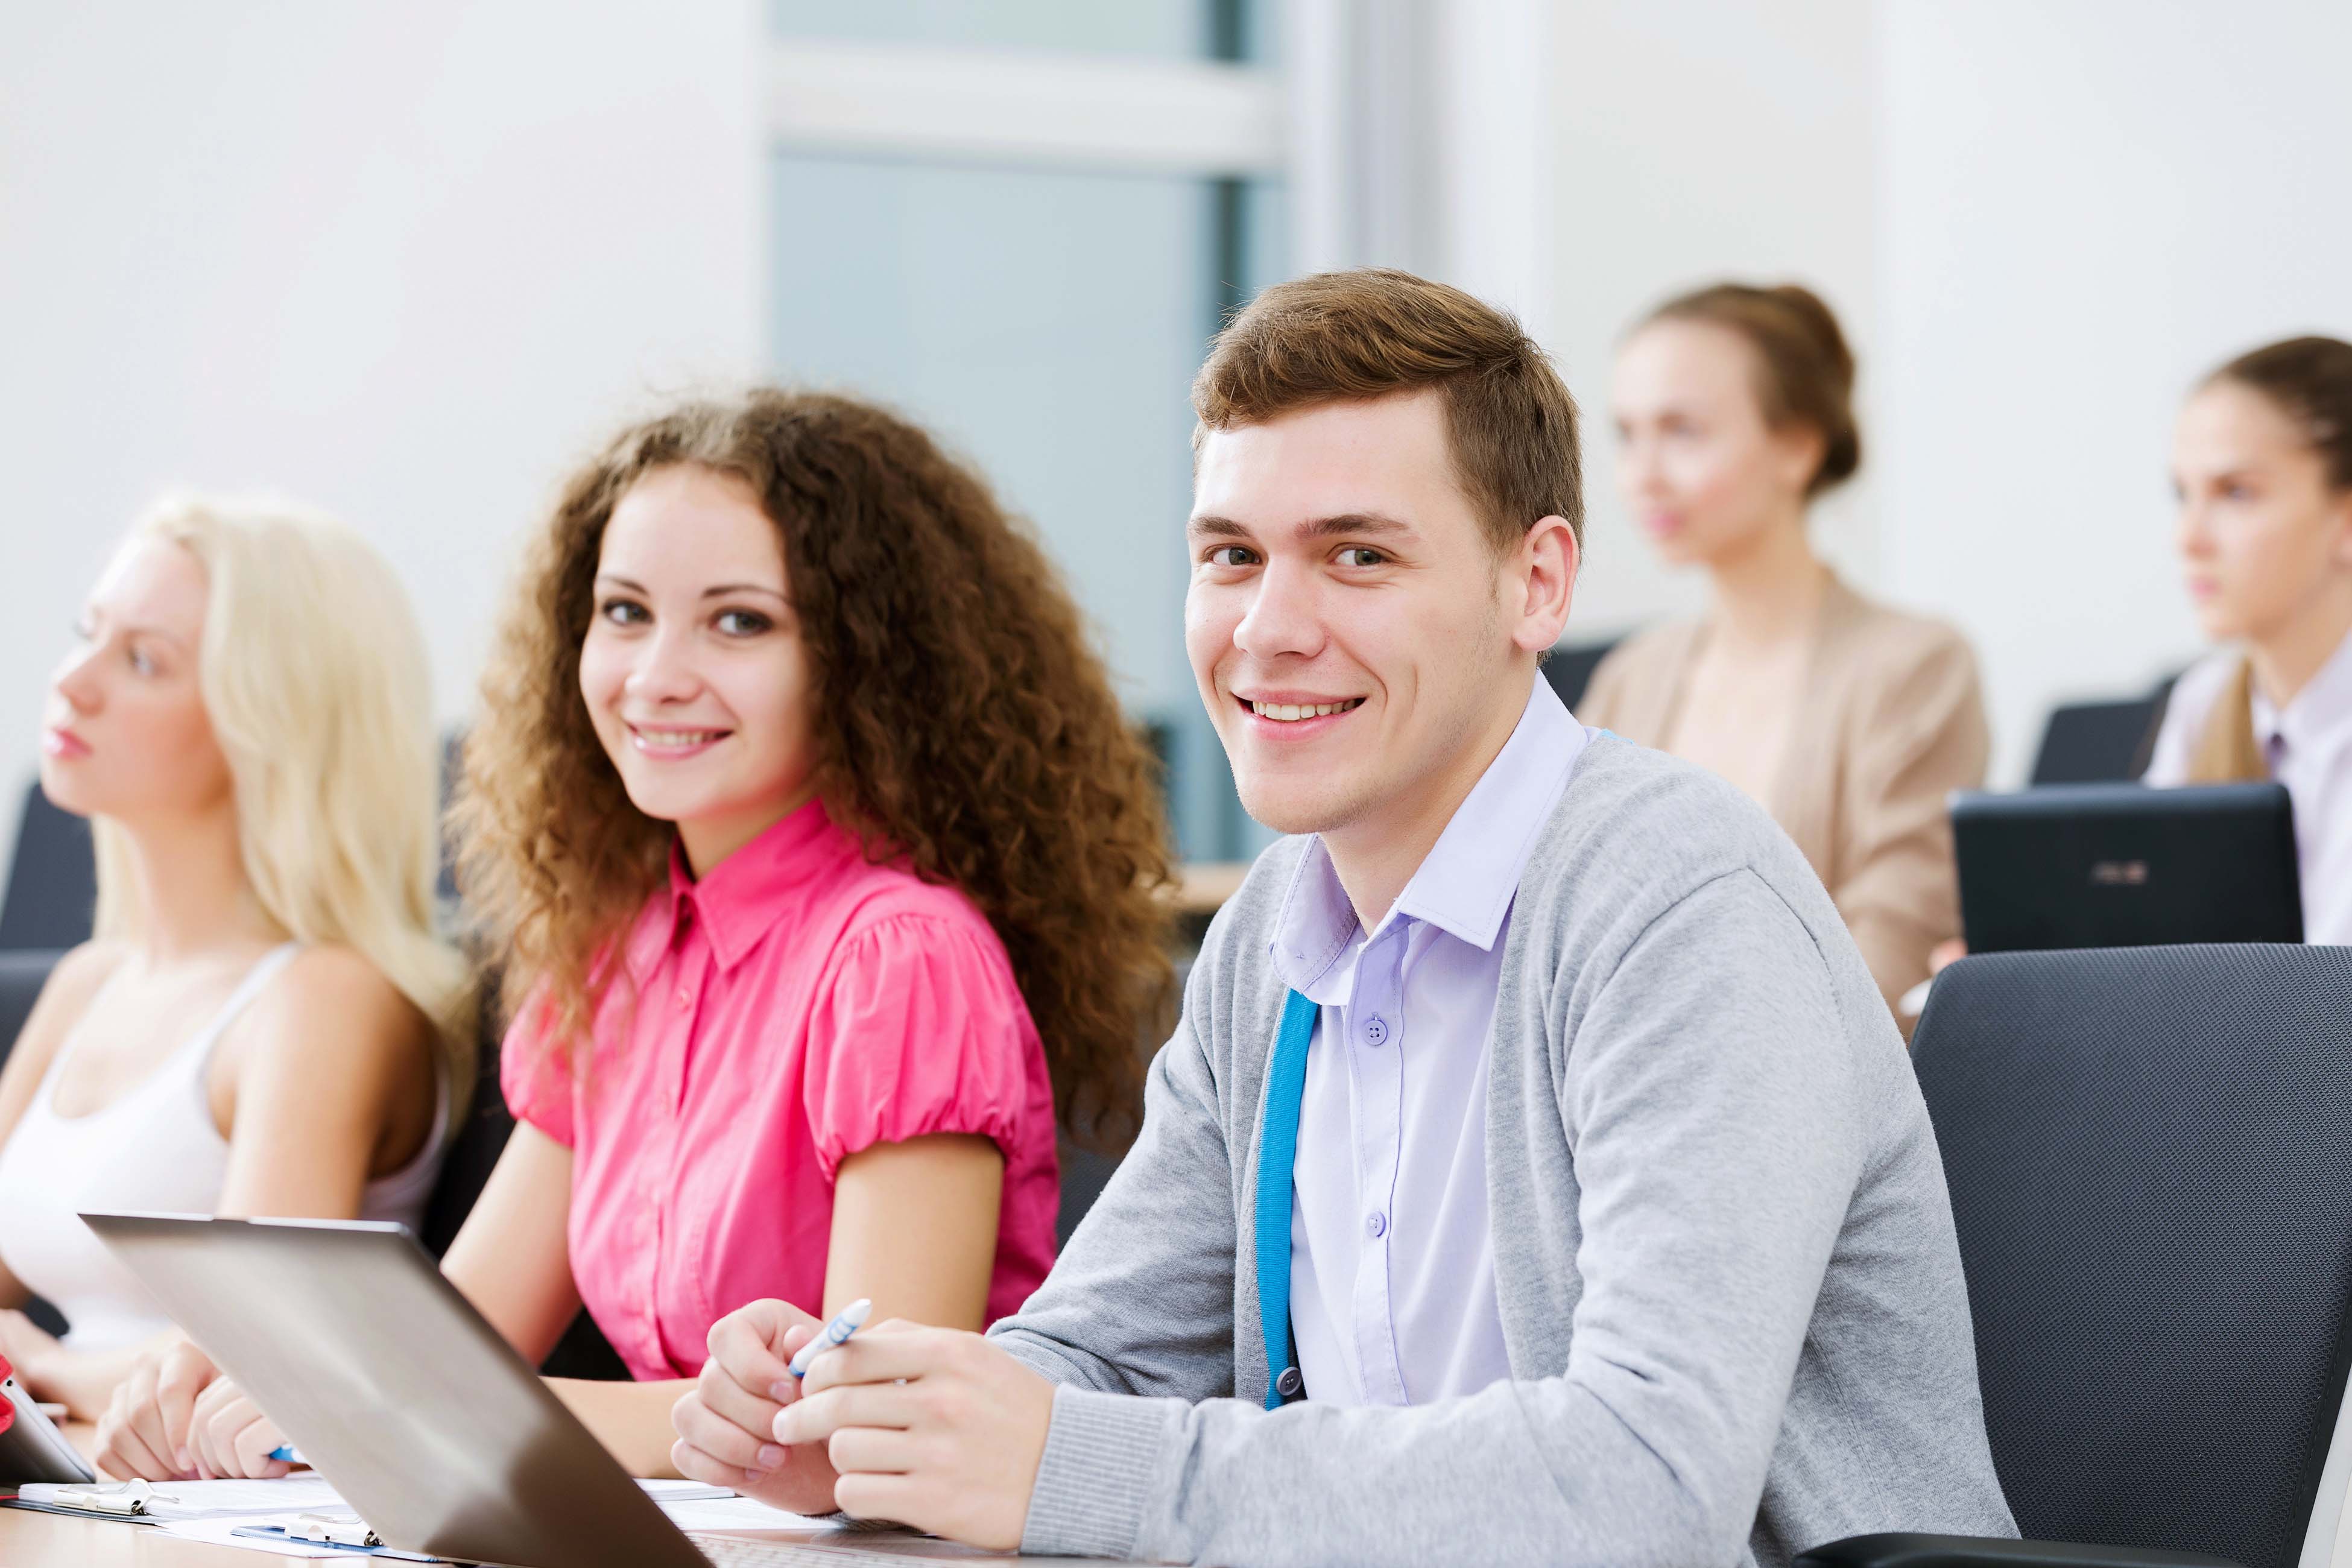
xmin=1269 ymin=671 xmax=1587 ymax=991
xmin=2252 ymin=630 xmax=2352 ymax=759
xmin=633 ymin=796 xmax=849 ymax=975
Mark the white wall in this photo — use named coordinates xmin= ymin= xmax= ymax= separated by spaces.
xmin=0 ymin=1 xmax=760 ymax=858
xmin=1877 ymin=0 xmax=2352 ymax=782
xmin=1547 ymin=0 xmax=1880 ymax=650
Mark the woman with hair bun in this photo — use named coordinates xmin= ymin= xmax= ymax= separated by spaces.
xmin=1582 ymin=282 xmax=1988 ymax=1018
xmin=97 ymin=388 xmax=1177 ymax=1485
xmin=2143 ymin=335 xmax=2352 ymax=943
xmin=0 ymin=497 xmax=469 ymax=1425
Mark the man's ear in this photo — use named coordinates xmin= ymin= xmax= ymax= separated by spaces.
xmin=1511 ymin=514 xmax=1578 ymax=653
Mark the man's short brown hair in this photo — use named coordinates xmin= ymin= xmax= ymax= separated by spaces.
xmin=1192 ymin=268 xmax=1583 ymax=551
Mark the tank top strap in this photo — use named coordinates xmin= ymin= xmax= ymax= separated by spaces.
xmin=172 ymin=941 xmax=305 ymax=1084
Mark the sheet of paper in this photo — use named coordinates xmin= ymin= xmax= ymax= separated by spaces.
xmin=155 ymin=1516 xmax=354 ymax=1557
xmin=17 ymin=1476 xmax=347 ymax=1519
xmin=638 ymin=1478 xmax=734 ymax=1501
xmin=662 ymin=1493 xmax=836 ymax=1531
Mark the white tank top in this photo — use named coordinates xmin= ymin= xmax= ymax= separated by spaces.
xmin=0 ymin=944 xmax=449 ymax=1351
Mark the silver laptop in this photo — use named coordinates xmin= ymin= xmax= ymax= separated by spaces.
xmin=81 ymin=1212 xmax=1044 ymax=1568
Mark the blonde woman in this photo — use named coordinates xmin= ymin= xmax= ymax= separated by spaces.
xmin=0 ymin=497 xmax=470 ymax=1432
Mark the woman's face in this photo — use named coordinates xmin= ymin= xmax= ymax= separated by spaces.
xmin=578 ymin=463 xmax=819 ymax=874
xmin=1611 ymin=318 xmax=1822 ymax=568
xmin=2173 ymin=381 xmax=2352 ymax=645
xmin=41 ymin=537 xmax=233 ymax=824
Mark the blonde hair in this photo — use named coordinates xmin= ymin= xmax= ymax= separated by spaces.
xmin=91 ymin=496 xmax=475 ymax=1101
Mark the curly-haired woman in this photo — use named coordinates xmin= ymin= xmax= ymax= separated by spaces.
xmin=95 ymin=390 xmax=1175 ymax=1481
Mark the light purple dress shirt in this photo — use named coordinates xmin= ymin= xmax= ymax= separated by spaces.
xmin=2145 ymin=629 xmax=2352 ymax=945
xmin=1269 ymin=672 xmax=1589 ymax=1406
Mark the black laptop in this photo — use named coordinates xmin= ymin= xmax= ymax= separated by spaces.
xmin=1952 ymin=782 xmax=2302 ymax=953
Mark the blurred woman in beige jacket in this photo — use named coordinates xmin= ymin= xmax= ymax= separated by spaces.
xmin=1581 ymin=283 xmax=1988 ymax=1016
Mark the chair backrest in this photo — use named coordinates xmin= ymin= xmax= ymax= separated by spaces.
xmin=1914 ymin=945 xmax=2352 ymax=1568
xmin=416 ymin=977 xmax=514 ymax=1261
xmin=1542 ymin=636 xmax=1620 ymax=714
xmin=0 ymin=782 xmax=96 ymax=951
xmin=2029 ymin=681 xmax=2173 ymax=784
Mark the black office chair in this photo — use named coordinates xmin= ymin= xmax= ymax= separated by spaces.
xmin=0 ymin=781 xmax=96 ymax=951
xmin=2029 ymin=680 xmax=2174 ymax=785
xmin=1800 ymin=944 xmax=2352 ymax=1568
xmin=1054 ymin=957 xmax=1188 ymax=1245
xmin=0 ymin=949 xmax=63 ymax=1061
xmin=1542 ymin=636 xmax=1620 ymax=713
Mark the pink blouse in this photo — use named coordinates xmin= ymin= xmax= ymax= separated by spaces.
xmin=500 ymin=798 xmax=1060 ymax=1382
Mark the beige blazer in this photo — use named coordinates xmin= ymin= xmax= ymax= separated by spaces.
xmin=1577 ymin=577 xmax=1990 ymax=1012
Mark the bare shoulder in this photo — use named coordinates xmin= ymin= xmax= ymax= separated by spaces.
xmin=40 ymin=939 xmax=133 ymax=1006
xmin=242 ymin=945 xmax=432 ymax=1071
xmin=0 ymin=940 xmax=130 ymax=1090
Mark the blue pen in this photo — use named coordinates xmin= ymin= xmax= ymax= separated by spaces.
xmin=788 ymin=1298 xmax=872 ymax=1378
xmin=265 ymin=1443 xmax=304 ymax=1465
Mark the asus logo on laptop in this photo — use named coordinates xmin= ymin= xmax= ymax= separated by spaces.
xmin=2089 ymin=859 xmax=2150 ymax=887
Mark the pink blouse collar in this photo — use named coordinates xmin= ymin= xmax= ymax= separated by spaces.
xmin=633 ymin=797 xmax=861 ymax=976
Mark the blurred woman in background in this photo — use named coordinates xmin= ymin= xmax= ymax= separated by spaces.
xmin=1582 ymin=282 xmax=1988 ymax=1017
xmin=0 ymin=497 xmax=469 ymax=1429
xmin=2143 ymin=335 xmax=2352 ymax=943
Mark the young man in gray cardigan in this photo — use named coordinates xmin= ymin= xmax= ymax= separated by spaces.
xmin=672 ymin=269 xmax=2017 ymax=1566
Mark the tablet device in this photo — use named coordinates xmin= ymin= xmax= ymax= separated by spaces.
xmin=0 ymin=1371 xmax=95 ymax=1484
xmin=1952 ymin=781 xmax=2303 ymax=953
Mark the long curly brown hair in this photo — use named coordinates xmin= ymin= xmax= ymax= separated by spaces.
xmin=450 ymin=389 xmax=1175 ymax=1144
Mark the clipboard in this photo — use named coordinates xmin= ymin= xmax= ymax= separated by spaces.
xmin=230 ymin=1515 xmax=443 ymax=1559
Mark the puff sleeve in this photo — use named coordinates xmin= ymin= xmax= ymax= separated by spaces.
xmin=800 ymin=912 xmax=1038 ymax=1181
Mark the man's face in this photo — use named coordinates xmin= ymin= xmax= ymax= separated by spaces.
xmin=1186 ymin=390 xmax=1563 ymax=846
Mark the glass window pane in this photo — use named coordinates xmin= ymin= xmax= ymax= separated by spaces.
xmin=770 ymin=152 xmax=1286 ymax=858
xmin=767 ymin=0 xmax=1280 ymax=63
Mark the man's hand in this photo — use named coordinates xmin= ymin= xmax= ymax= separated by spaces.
xmin=777 ymin=1322 xmax=1053 ymax=1552
xmin=185 ymin=1375 xmax=292 ymax=1480
xmin=93 ymin=1341 xmax=221 ymax=1481
xmin=670 ymin=1299 xmax=840 ymax=1515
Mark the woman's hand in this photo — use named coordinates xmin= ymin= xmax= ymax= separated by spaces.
xmin=671 ymin=1299 xmax=841 ymax=1516
xmin=93 ymin=1341 xmax=222 ymax=1481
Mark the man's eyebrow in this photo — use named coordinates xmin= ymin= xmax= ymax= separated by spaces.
xmin=1186 ymin=514 xmax=1252 ymax=539
xmin=1299 ymin=512 xmax=1415 ymax=540
xmin=1185 ymin=513 xmax=1417 ymax=541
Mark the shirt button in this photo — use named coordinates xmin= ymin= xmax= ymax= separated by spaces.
xmin=674 ymin=988 xmax=692 ymax=1011
xmin=1274 ymin=1367 xmax=1304 ymax=1399
xmin=1362 ymin=1015 xmax=1388 ymax=1046
xmin=1365 ymin=1210 xmax=1386 ymax=1239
